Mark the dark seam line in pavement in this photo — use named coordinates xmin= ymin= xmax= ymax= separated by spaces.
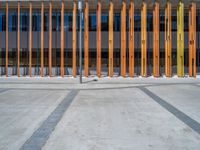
xmin=0 ymin=89 xmax=8 ymax=94
xmin=192 ymin=84 xmax=200 ymax=88
xmin=139 ymin=87 xmax=200 ymax=135
xmin=1 ymin=88 xmax=67 ymax=91
xmin=0 ymin=83 xmax=197 ymax=92
xmin=0 ymin=83 xmax=198 ymax=92
xmin=0 ymin=82 xmax=199 ymax=85
xmin=20 ymin=89 xmax=79 ymax=150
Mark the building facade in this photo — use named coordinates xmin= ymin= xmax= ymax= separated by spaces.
xmin=0 ymin=0 xmax=200 ymax=77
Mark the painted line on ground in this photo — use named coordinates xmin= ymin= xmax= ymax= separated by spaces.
xmin=20 ymin=89 xmax=79 ymax=150
xmin=139 ymin=87 xmax=200 ymax=135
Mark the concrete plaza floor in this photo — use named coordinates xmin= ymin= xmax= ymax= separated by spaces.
xmin=0 ymin=76 xmax=200 ymax=150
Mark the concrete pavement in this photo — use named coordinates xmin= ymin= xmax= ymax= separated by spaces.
xmin=0 ymin=77 xmax=200 ymax=150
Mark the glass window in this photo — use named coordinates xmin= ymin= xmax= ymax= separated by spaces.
xmin=52 ymin=11 xmax=57 ymax=31
xmin=64 ymin=12 xmax=68 ymax=31
xmin=0 ymin=49 xmax=5 ymax=70
xmin=44 ymin=11 xmax=48 ymax=31
xmin=57 ymin=12 xmax=61 ymax=31
xmin=184 ymin=12 xmax=188 ymax=32
xmin=160 ymin=10 xmax=165 ymax=31
xmin=52 ymin=11 xmax=60 ymax=31
xmin=0 ymin=11 xmax=6 ymax=31
xmin=89 ymin=13 xmax=96 ymax=31
xmin=65 ymin=12 xmax=72 ymax=31
xmin=114 ymin=13 xmax=120 ymax=31
xmin=77 ymin=13 xmax=84 ymax=31
xmin=32 ymin=10 xmax=41 ymax=31
xmin=197 ymin=10 xmax=200 ymax=31
xmin=172 ymin=10 xmax=176 ymax=31
xmin=126 ymin=12 xmax=129 ymax=31
xmin=8 ymin=10 xmax=17 ymax=31
xmin=147 ymin=11 xmax=153 ymax=31
xmin=20 ymin=10 xmax=29 ymax=31
xmin=134 ymin=11 xmax=140 ymax=31
xmin=101 ymin=13 xmax=108 ymax=31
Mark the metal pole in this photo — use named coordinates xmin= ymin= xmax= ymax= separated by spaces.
xmin=78 ymin=1 xmax=82 ymax=83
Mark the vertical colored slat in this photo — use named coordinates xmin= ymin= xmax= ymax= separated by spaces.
xmin=153 ymin=1 xmax=159 ymax=77
xmin=165 ymin=1 xmax=171 ymax=77
xmin=129 ymin=1 xmax=134 ymax=77
xmin=17 ymin=2 xmax=20 ymax=77
xmin=84 ymin=1 xmax=89 ymax=77
xmin=61 ymin=1 xmax=64 ymax=77
xmin=72 ymin=2 xmax=77 ymax=77
xmin=41 ymin=2 xmax=44 ymax=77
xmin=29 ymin=2 xmax=32 ymax=77
xmin=189 ymin=3 xmax=196 ymax=77
xmin=96 ymin=1 xmax=101 ymax=78
xmin=193 ymin=3 xmax=196 ymax=77
xmin=177 ymin=1 xmax=184 ymax=77
xmin=108 ymin=1 xmax=113 ymax=77
xmin=121 ymin=0 xmax=126 ymax=77
xmin=49 ymin=2 xmax=52 ymax=77
xmin=6 ymin=2 xmax=8 ymax=77
xmin=141 ymin=1 xmax=147 ymax=77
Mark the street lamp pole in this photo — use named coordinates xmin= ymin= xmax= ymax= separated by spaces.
xmin=78 ymin=0 xmax=82 ymax=83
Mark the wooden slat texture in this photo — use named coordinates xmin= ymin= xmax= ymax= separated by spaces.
xmin=141 ymin=1 xmax=147 ymax=77
xmin=6 ymin=2 xmax=8 ymax=77
xmin=165 ymin=1 xmax=171 ymax=77
xmin=72 ymin=2 xmax=76 ymax=77
xmin=108 ymin=1 xmax=113 ymax=77
xmin=96 ymin=1 xmax=101 ymax=77
xmin=84 ymin=1 xmax=89 ymax=77
xmin=41 ymin=2 xmax=44 ymax=77
xmin=1 ymin=0 xmax=200 ymax=10
xmin=129 ymin=1 xmax=134 ymax=77
xmin=49 ymin=2 xmax=52 ymax=77
xmin=29 ymin=2 xmax=32 ymax=77
xmin=17 ymin=2 xmax=20 ymax=77
xmin=153 ymin=1 xmax=159 ymax=77
xmin=177 ymin=1 xmax=184 ymax=77
xmin=120 ymin=0 xmax=126 ymax=77
xmin=189 ymin=3 xmax=196 ymax=77
xmin=60 ymin=1 xmax=64 ymax=77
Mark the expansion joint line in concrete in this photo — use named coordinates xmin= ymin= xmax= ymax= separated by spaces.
xmin=0 ymin=89 xmax=8 ymax=94
xmin=139 ymin=87 xmax=200 ymax=135
xmin=20 ymin=89 xmax=79 ymax=150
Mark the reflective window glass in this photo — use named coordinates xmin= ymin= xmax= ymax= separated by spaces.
xmin=32 ymin=10 xmax=41 ymax=31
xmin=8 ymin=10 xmax=17 ymax=31
xmin=44 ymin=11 xmax=48 ymax=31
xmin=160 ymin=10 xmax=165 ymax=31
xmin=0 ymin=11 xmax=6 ymax=31
xmin=52 ymin=11 xmax=60 ymax=31
xmin=20 ymin=11 xmax=29 ymax=31
xmin=89 ymin=13 xmax=96 ymax=31
xmin=101 ymin=13 xmax=108 ymax=31
xmin=172 ymin=10 xmax=176 ymax=31
xmin=197 ymin=10 xmax=200 ymax=31
xmin=147 ymin=11 xmax=153 ymax=31
xmin=134 ymin=11 xmax=140 ymax=31
xmin=114 ymin=13 xmax=120 ymax=31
